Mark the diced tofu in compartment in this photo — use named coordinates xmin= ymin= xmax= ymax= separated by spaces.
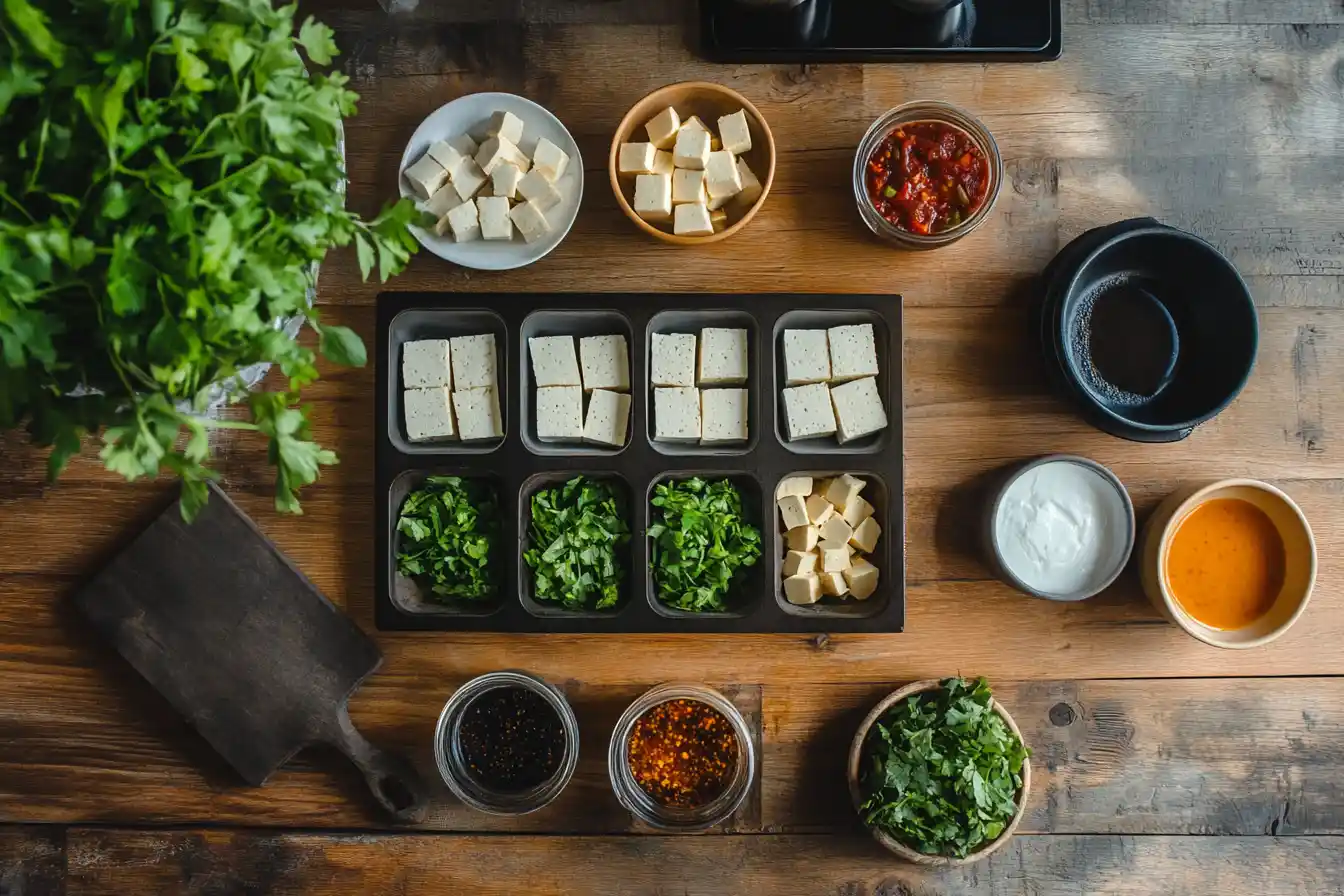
xmin=819 ymin=516 xmax=854 ymax=548
xmin=449 ymin=333 xmax=497 ymax=390
xmin=717 ymin=110 xmax=753 ymax=155
xmin=651 ymin=333 xmax=697 ymax=387
xmin=517 ymin=169 xmax=563 ymax=212
xmin=673 ymin=202 xmax=714 ymax=237
xmin=529 ymin=335 xmax=581 ymax=387
xmin=509 ymin=200 xmax=551 ymax=244
xmin=784 ymin=573 xmax=822 ymax=606
xmin=632 ymin=173 xmax=673 ymax=222
xmin=485 ymin=110 xmax=524 ymax=145
xmin=783 ymin=550 xmax=818 ymax=578
xmin=619 ymin=142 xmax=659 ymax=175
xmin=827 ymin=323 xmax=880 ymax=382
xmin=672 ymin=127 xmax=711 ymax=170
xmin=782 ymin=330 xmax=831 ymax=386
xmin=850 ymin=517 xmax=882 ymax=554
xmin=532 ymin=137 xmax=570 ymax=183
xmin=824 ymin=474 xmax=866 ymax=510
xmin=444 ymin=199 xmax=480 ymax=243
xmin=781 ymin=383 xmax=836 ymax=440
xmin=700 ymin=388 xmax=748 ymax=445
xmin=652 ymin=150 xmax=675 ymax=175
xmin=805 ymin=494 xmax=835 ymax=526
xmin=491 ymin=163 xmax=524 ymax=200
xmin=735 ymin=158 xmax=764 ymax=207
xmin=404 ymin=387 xmax=456 ymax=442
xmin=583 ymin=389 xmax=631 ymax=448
xmin=775 ymin=476 xmax=813 ymax=500
xmin=821 ymin=545 xmax=851 ymax=574
xmin=819 ymin=571 xmax=849 ymax=598
xmin=534 ymin=385 xmax=585 ymax=443
xmin=703 ymin=150 xmax=742 ymax=202
xmin=403 ymin=153 xmax=448 ymax=201
xmin=402 ymin=339 xmax=452 ymax=389
xmin=672 ymin=169 xmax=706 ymax=205
xmin=644 ymin=106 xmax=681 ymax=150
xmin=653 ymin=386 xmax=701 ymax=442
xmin=452 ymin=387 xmax=503 ymax=442
xmin=830 ymin=377 xmax=889 ymax=443
xmin=579 ymin=334 xmax=630 ymax=392
xmin=698 ymin=328 xmax=749 ymax=385
xmin=842 ymin=494 xmax=876 ymax=528
xmin=786 ymin=525 xmax=819 ymax=553
xmin=844 ymin=556 xmax=879 ymax=600
xmin=476 ymin=196 xmax=514 ymax=241
xmin=777 ymin=495 xmax=810 ymax=531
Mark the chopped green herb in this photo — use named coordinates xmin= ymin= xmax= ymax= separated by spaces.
xmin=648 ymin=477 xmax=762 ymax=613
xmin=395 ymin=476 xmax=500 ymax=601
xmin=859 ymin=677 xmax=1029 ymax=859
xmin=523 ymin=476 xmax=631 ymax=611
xmin=884 ymin=186 xmax=897 ymax=198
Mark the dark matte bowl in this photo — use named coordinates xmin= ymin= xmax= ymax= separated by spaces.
xmin=1053 ymin=226 xmax=1258 ymax=436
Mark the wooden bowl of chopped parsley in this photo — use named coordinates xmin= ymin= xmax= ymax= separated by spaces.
xmin=847 ymin=677 xmax=1031 ymax=866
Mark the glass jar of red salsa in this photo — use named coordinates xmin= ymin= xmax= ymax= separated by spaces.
xmin=865 ymin=121 xmax=990 ymax=236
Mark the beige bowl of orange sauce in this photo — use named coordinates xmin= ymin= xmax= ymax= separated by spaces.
xmin=1139 ymin=479 xmax=1316 ymax=648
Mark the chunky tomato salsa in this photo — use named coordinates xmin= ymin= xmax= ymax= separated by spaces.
xmin=865 ymin=121 xmax=990 ymax=235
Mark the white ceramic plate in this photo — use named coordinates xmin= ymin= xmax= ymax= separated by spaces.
xmin=399 ymin=92 xmax=583 ymax=271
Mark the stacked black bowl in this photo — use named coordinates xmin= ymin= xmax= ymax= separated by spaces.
xmin=1039 ymin=218 xmax=1259 ymax=442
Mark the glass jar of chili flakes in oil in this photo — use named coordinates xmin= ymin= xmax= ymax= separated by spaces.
xmin=608 ymin=683 xmax=756 ymax=831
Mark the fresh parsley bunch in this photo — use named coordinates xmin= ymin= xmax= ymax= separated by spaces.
xmin=0 ymin=0 xmax=420 ymax=518
xmin=523 ymin=476 xmax=631 ymax=611
xmin=648 ymin=477 xmax=762 ymax=613
xmin=859 ymin=677 xmax=1030 ymax=858
xmin=395 ymin=476 xmax=500 ymax=602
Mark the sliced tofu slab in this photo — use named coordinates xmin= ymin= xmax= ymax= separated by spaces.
xmin=452 ymin=386 xmax=503 ymax=442
xmin=700 ymin=388 xmax=748 ymax=444
xmin=579 ymin=334 xmax=630 ymax=392
xmin=781 ymin=383 xmax=836 ymax=440
xmin=698 ymin=328 xmax=749 ymax=385
xmin=450 ymin=334 xmax=497 ymax=390
xmin=782 ymin=330 xmax=831 ymax=386
xmin=404 ymin=387 xmax=455 ymax=442
xmin=830 ymin=377 xmax=889 ymax=443
xmin=402 ymin=339 xmax=451 ymax=389
xmin=535 ymin=385 xmax=584 ymax=443
xmin=528 ymin=335 xmax=581 ymax=387
xmin=583 ymin=389 xmax=631 ymax=448
xmin=651 ymin=333 xmax=697 ymax=387
xmin=828 ymin=323 xmax=880 ymax=383
xmin=653 ymin=386 xmax=700 ymax=442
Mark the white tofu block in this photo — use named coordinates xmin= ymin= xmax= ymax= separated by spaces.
xmin=700 ymin=388 xmax=748 ymax=445
xmin=805 ymin=494 xmax=835 ymax=526
xmin=426 ymin=140 xmax=469 ymax=178
xmin=844 ymin=556 xmax=879 ymax=600
xmin=782 ymin=330 xmax=831 ymax=386
xmin=672 ymin=169 xmax=706 ymax=205
xmin=680 ymin=115 xmax=719 ymax=149
xmin=528 ymin=335 xmax=581 ymax=387
xmin=785 ymin=525 xmax=819 ymax=553
xmin=485 ymin=110 xmax=524 ymax=145
xmin=821 ymin=546 xmax=851 ymax=574
xmin=735 ymin=158 xmax=764 ymax=207
xmin=509 ymin=200 xmax=552 ymax=243
xmin=653 ymin=386 xmax=701 ymax=442
xmin=447 ymin=133 xmax=479 ymax=158
xmin=819 ymin=516 xmax=854 ymax=547
xmin=452 ymin=387 xmax=503 ymax=442
xmin=778 ymin=494 xmax=810 ymax=531
xmin=445 ymin=199 xmax=480 ymax=243
xmin=517 ymin=168 xmax=563 ymax=212
xmin=450 ymin=333 xmax=497 ymax=390
xmin=673 ymin=127 xmax=712 ymax=169
xmin=831 ymin=377 xmax=889 ymax=443
xmin=651 ymin=333 xmax=697 ymax=387
xmin=583 ymin=389 xmax=631 ymax=447
xmin=781 ymin=383 xmax=837 ymax=440
xmin=775 ymin=476 xmax=813 ymax=500
xmin=535 ymin=385 xmax=584 ymax=443
xmin=477 ymin=196 xmax=513 ymax=240
xmin=633 ymin=173 xmax=673 ymax=222
xmin=423 ymin=186 xmax=463 ymax=220
xmin=698 ymin=328 xmax=749 ymax=385
xmin=579 ymin=334 xmax=630 ymax=392
xmin=842 ymin=495 xmax=876 ymax=529
xmin=644 ymin=106 xmax=681 ymax=150
xmin=784 ymin=573 xmax=822 ymax=606
xmin=402 ymin=339 xmax=452 ymax=389
xmin=404 ymin=387 xmax=456 ymax=441
xmin=828 ymin=324 xmax=880 ymax=383
xmin=491 ymin=162 xmax=524 ymax=200
xmin=824 ymin=474 xmax=866 ymax=510
xmin=619 ymin=142 xmax=658 ymax=175
xmin=451 ymin=159 xmax=488 ymax=202
xmin=704 ymin=150 xmax=742 ymax=201
xmin=475 ymin=135 xmax=523 ymax=176
xmin=674 ymin=202 xmax=714 ymax=237
xmin=717 ymin=110 xmax=753 ymax=156
xmin=532 ymin=137 xmax=569 ymax=183
xmin=710 ymin=207 xmax=728 ymax=232
xmin=783 ymin=550 xmax=818 ymax=578
xmin=404 ymin=153 xmax=448 ymax=200
xmin=707 ymin=191 xmax=734 ymax=212
xmin=851 ymin=517 xmax=882 ymax=554
xmin=652 ymin=149 xmax=675 ymax=175
xmin=820 ymin=571 xmax=849 ymax=598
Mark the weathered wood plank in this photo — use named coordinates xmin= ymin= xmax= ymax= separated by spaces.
xmin=0 ymin=826 xmax=65 ymax=896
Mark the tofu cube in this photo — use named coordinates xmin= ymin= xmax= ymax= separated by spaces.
xmin=517 ymin=168 xmax=563 ymax=212
xmin=672 ymin=168 xmax=707 ymax=204
xmin=844 ymin=556 xmax=879 ymax=600
xmin=475 ymin=135 xmax=524 ymax=176
xmin=528 ymin=335 xmax=581 ymax=387
xmin=404 ymin=387 xmax=456 ymax=441
xmin=583 ymin=389 xmax=631 ymax=448
xmin=735 ymin=158 xmax=764 ymax=207
xmin=644 ymin=105 xmax=681 ymax=150
xmin=830 ymin=377 xmax=889 ymax=443
xmin=820 ymin=571 xmax=849 ymax=598
xmin=781 ymin=383 xmax=837 ymax=440
xmin=673 ymin=127 xmax=711 ymax=170
xmin=777 ymin=494 xmax=810 ymax=531
xmin=633 ymin=173 xmax=673 ymax=222
xmin=651 ymin=333 xmax=697 ymax=387
xmin=491 ymin=162 xmax=524 ymax=200
xmin=402 ymin=339 xmax=452 ymax=389
xmin=451 ymin=159 xmax=488 ymax=202
xmin=451 ymin=386 xmax=503 ymax=442
xmin=532 ymin=137 xmax=569 ymax=183
xmin=824 ymin=474 xmax=866 ymax=510
xmin=784 ymin=573 xmax=822 ymax=606
xmin=850 ymin=517 xmax=882 ymax=554
xmin=783 ymin=550 xmax=818 ymax=578
xmin=707 ymin=191 xmax=734 ymax=212
xmin=619 ymin=142 xmax=658 ymax=175
xmin=404 ymin=153 xmax=448 ymax=201
xmin=828 ymin=324 xmax=880 ymax=383
xmin=783 ymin=330 xmax=831 ymax=386
xmin=819 ymin=516 xmax=854 ymax=547
xmin=485 ymin=110 xmax=524 ymax=145
xmin=821 ymin=545 xmax=851 ymax=573
xmin=775 ymin=476 xmax=813 ymax=500
xmin=710 ymin=207 xmax=728 ymax=233
xmin=447 ymin=133 xmax=479 ymax=158
xmin=579 ymin=334 xmax=630 ymax=392
xmin=717 ymin=110 xmax=753 ymax=155
xmin=673 ymin=202 xmax=714 ymax=237
xmin=445 ymin=199 xmax=480 ymax=242
xmin=700 ymin=388 xmax=748 ymax=445
xmin=805 ymin=494 xmax=836 ymax=526
xmin=509 ymin=200 xmax=551 ymax=243
xmin=449 ymin=333 xmax=497 ymax=390
xmin=698 ymin=328 xmax=749 ymax=385
xmin=652 ymin=149 xmax=675 ymax=175
xmin=680 ymin=115 xmax=720 ymax=150
xmin=423 ymin=186 xmax=464 ymax=220
xmin=785 ymin=525 xmax=819 ymax=553
xmin=477 ymin=196 xmax=513 ymax=240
xmin=426 ymin=140 xmax=469 ymax=178
xmin=704 ymin=150 xmax=742 ymax=201
xmin=842 ymin=495 xmax=876 ymax=529
xmin=535 ymin=385 xmax=584 ymax=443
xmin=653 ymin=386 xmax=701 ymax=442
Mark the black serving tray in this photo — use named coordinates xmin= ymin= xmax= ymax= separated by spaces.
xmin=375 ymin=293 xmax=905 ymax=633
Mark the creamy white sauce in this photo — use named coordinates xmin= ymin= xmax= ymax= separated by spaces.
xmin=993 ymin=460 xmax=1128 ymax=596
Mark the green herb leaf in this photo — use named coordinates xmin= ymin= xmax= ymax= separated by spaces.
xmin=317 ymin=324 xmax=367 ymax=367
xmin=522 ymin=476 xmax=631 ymax=611
xmin=395 ymin=476 xmax=501 ymax=602
xmin=297 ymin=16 xmax=338 ymax=66
xmin=648 ymin=477 xmax=761 ymax=613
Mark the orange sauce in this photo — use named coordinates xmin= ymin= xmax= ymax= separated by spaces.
xmin=1165 ymin=498 xmax=1285 ymax=630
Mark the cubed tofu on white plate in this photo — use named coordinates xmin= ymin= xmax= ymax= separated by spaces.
xmin=509 ymin=200 xmax=551 ymax=243
xmin=476 ymin=135 xmax=524 ymax=176
xmin=404 ymin=387 xmax=456 ymax=442
xmin=583 ymin=389 xmax=631 ymax=447
xmin=579 ymin=334 xmax=630 ymax=392
xmin=404 ymin=153 xmax=449 ymax=201
xmin=451 ymin=159 xmax=488 ymax=202
xmin=426 ymin=140 xmax=468 ymax=177
xmin=830 ymin=377 xmax=889 ymax=443
xmin=650 ymin=332 xmax=697 ymax=387
xmin=653 ymin=386 xmax=700 ymax=442
xmin=528 ymin=335 xmax=581 ymax=387
xmin=698 ymin=328 xmax=749 ymax=385
xmin=491 ymin=162 xmax=524 ymax=200
xmin=449 ymin=333 xmax=497 ymax=390
xmin=700 ymin=388 xmax=748 ymax=445
xmin=782 ymin=330 xmax=831 ymax=386
xmin=532 ymin=137 xmax=569 ymax=182
xmin=445 ymin=199 xmax=480 ymax=243
xmin=477 ymin=196 xmax=513 ymax=240
xmin=717 ymin=110 xmax=753 ymax=156
xmin=828 ymin=323 xmax=880 ymax=382
xmin=534 ymin=385 xmax=584 ymax=442
xmin=486 ymin=110 xmax=525 ymax=145
xmin=452 ymin=387 xmax=503 ymax=441
xmin=402 ymin=339 xmax=452 ymax=389
xmin=517 ymin=169 xmax=562 ymax=212
xmin=422 ymin=186 xmax=463 ymax=220
xmin=781 ymin=383 xmax=836 ymax=440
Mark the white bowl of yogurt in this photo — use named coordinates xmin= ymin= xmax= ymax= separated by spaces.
xmin=983 ymin=455 xmax=1135 ymax=601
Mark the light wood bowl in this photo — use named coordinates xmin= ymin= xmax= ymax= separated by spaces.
xmin=847 ymin=679 xmax=1032 ymax=867
xmin=608 ymin=81 xmax=775 ymax=246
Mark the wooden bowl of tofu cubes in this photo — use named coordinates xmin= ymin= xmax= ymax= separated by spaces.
xmin=609 ymin=82 xmax=775 ymax=245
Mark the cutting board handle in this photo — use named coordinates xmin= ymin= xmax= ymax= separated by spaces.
xmin=325 ymin=706 xmax=429 ymax=823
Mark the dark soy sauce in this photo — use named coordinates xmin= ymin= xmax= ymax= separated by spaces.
xmin=1072 ymin=276 xmax=1179 ymax=404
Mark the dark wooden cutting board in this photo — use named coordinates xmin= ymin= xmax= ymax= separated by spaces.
xmin=73 ymin=482 xmax=428 ymax=823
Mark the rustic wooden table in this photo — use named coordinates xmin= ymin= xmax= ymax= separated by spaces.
xmin=3 ymin=1 xmax=1344 ymax=893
